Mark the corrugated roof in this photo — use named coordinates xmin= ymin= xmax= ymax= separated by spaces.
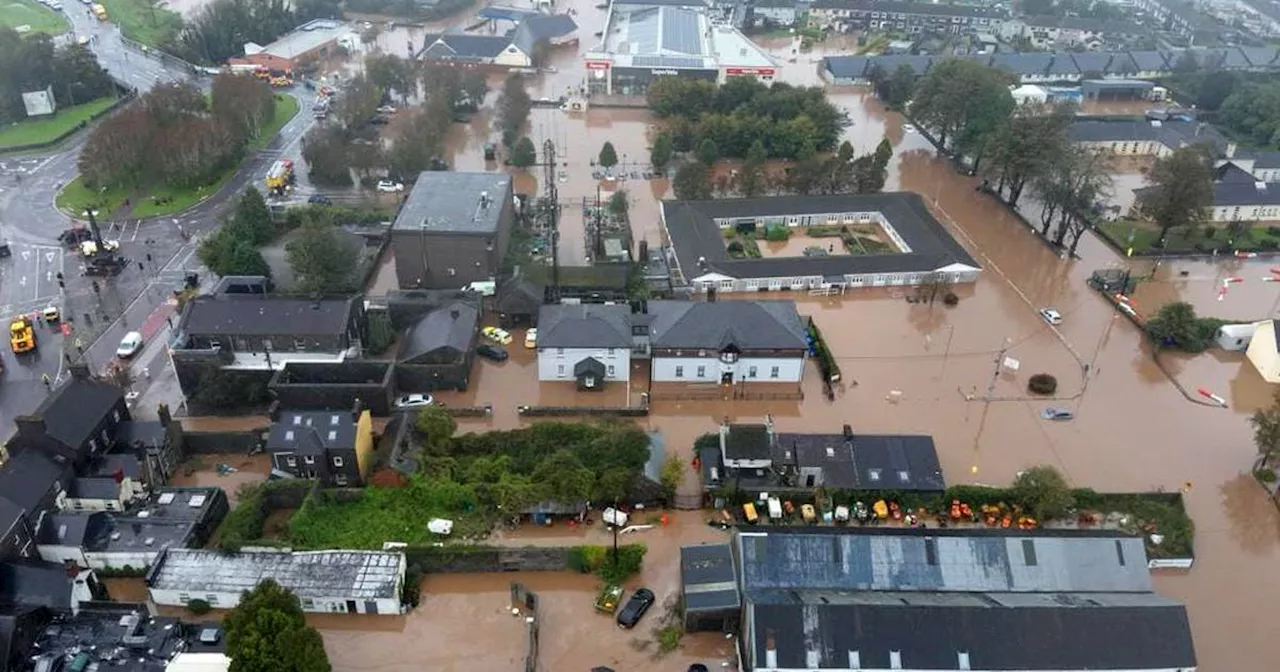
xmin=150 ymin=549 xmax=402 ymax=599
xmin=681 ymin=544 xmax=740 ymax=612
xmin=735 ymin=528 xmax=1154 ymax=594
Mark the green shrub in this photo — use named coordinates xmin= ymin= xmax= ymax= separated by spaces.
xmin=657 ymin=624 xmax=683 ymax=651
xmin=186 ymin=599 xmax=212 ymax=615
xmin=215 ymin=483 xmax=268 ymax=550
xmin=764 ymin=226 xmax=791 ymax=242
xmin=1028 ymin=373 xmax=1057 ymax=395
xmin=1256 ymin=468 xmax=1278 ymax=484
xmin=570 ymin=543 xmax=647 ymax=583
xmin=943 ymin=292 xmax=959 ymax=306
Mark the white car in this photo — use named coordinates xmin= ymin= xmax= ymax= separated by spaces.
xmin=1039 ymin=308 xmax=1063 ymax=326
xmin=376 ymin=180 xmax=404 ymax=193
xmin=394 ymin=393 xmax=435 ymax=409
xmin=116 ymin=331 xmax=143 ymax=359
xmin=376 ymin=105 xmax=397 ymax=114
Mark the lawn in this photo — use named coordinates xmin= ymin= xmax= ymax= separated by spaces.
xmin=100 ymin=0 xmax=183 ymax=48
xmin=1 ymin=0 xmax=70 ymax=34
xmin=1099 ymin=218 xmax=1278 ymax=255
xmin=0 ymin=96 xmax=117 ymax=150
xmin=56 ymin=94 xmax=298 ymax=219
xmin=286 ymin=477 xmax=493 ymax=549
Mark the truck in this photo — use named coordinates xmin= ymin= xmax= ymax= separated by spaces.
xmin=10 ymin=316 xmax=35 ymax=354
xmin=91 ymin=3 xmax=106 ymax=19
xmin=265 ymin=159 xmax=294 ymax=193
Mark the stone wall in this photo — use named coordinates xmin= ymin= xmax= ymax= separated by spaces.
xmin=405 ymin=545 xmax=571 ymax=573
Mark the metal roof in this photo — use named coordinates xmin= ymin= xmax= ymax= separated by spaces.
xmin=261 ymin=19 xmax=350 ymax=60
xmin=734 ymin=528 xmax=1154 ymax=595
xmin=681 ymin=544 xmax=740 ymax=612
xmin=149 ymin=549 xmax=403 ymax=599
xmin=392 ymin=172 xmax=511 ymax=234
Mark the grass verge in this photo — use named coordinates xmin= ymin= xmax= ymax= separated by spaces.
xmin=55 ymin=94 xmax=298 ymax=219
xmin=1 ymin=0 xmax=70 ymax=34
xmin=1099 ymin=218 xmax=1278 ymax=254
xmin=0 ymin=96 xmax=117 ymax=150
xmin=100 ymin=0 xmax=183 ymax=48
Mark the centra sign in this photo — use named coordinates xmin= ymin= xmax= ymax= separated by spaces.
xmin=651 ymin=69 xmax=679 ymax=75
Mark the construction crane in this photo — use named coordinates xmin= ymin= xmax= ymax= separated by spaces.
xmin=81 ymin=209 xmax=128 ymax=277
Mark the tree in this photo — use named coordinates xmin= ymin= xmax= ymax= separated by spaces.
xmin=365 ymin=53 xmax=415 ymax=103
xmin=984 ymin=102 xmax=1074 ymax=207
xmin=285 ymin=222 xmax=358 ymax=294
xmin=336 ymin=74 xmax=382 ymax=130
xmin=211 ymin=73 xmax=276 ymax=144
xmin=223 ymin=579 xmax=331 ymax=672
xmin=881 ymin=64 xmax=916 ymax=108
xmin=695 ymin=137 xmax=719 ymax=166
xmin=230 ymin=188 xmax=275 ymax=245
xmin=497 ymin=74 xmax=532 ymax=148
xmin=599 ymin=141 xmax=619 ymax=168
xmin=301 ymin=125 xmax=358 ymax=186
xmin=673 ymin=161 xmax=712 ymax=200
xmin=510 ymin=136 xmax=537 ymax=168
xmin=414 ymin=405 xmax=457 ymax=453
xmin=1219 ymin=81 xmax=1280 ymax=146
xmin=1137 ymin=145 xmax=1215 ymax=245
xmin=531 ymin=450 xmax=594 ymax=503
xmin=646 ymin=77 xmax=715 ymax=118
xmin=1011 ymin=465 xmax=1075 ymax=520
xmin=659 ymin=454 xmax=685 ymax=500
xmin=593 ymin=466 xmax=633 ymax=502
xmin=737 ymin=139 xmax=768 ymax=197
xmin=1251 ymin=392 xmax=1280 ymax=467
xmin=608 ymin=190 xmax=628 ymax=217
xmin=177 ymin=0 xmax=297 ymax=65
xmin=388 ymin=102 xmax=449 ymax=178
xmin=1144 ymin=301 xmax=1216 ymax=352
xmin=198 ymin=231 xmax=270 ymax=278
xmin=650 ymin=133 xmax=674 ymax=170
xmin=910 ymin=59 xmax=1015 ymax=167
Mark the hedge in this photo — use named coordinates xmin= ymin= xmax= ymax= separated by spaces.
xmin=807 ymin=319 xmax=842 ymax=383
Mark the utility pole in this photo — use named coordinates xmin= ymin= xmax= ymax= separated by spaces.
xmin=939 ymin=324 xmax=955 ymax=380
xmin=984 ymin=337 xmax=1012 ymax=401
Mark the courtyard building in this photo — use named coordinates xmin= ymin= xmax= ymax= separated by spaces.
xmin=389 ymin=172 xmax=514 ymax=289
xmin=660 ymin=193 xmax=981 ymax=294
xmin=583 ymin=0 xmax=779 ymax=97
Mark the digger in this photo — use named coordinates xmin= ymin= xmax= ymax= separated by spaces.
xmin=9 ymin=315 xmax=35 ymax=354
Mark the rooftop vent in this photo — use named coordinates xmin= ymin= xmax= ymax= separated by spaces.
xmin=825 ymin=446 xmax=835 ymax=457
xmin=890 ymin=650 xmax=903 ymax=669
xmin=958 ymin=651 xmax=971 ymax=670
xmin=188 ymin=495 xmax=207 ymax=508
xmin=157 ymin=492 xmax=176 ymax=505
xmin=1257 ymin=181 xmax=1268 ymax=192
xmin=144 ymin=537 xmax=155 ymax=546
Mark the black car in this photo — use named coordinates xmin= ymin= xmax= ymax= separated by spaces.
xmin=476 ymin=344 xmax=508 ymax=362
xmin=616 ymin=588 xmax=655 ymax=629
xmin=308 ymin=194 xmax=331 ymax=205
xmin=687 ymin=666 xmax=709 ymax=672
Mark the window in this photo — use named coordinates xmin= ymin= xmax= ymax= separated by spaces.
xmin=607 ymin=365 xmax=615 ymax=376
xmin=285 ymin=430 xmax=295 ymax=441
xmin=206 ymin=594 xmax=219 ymax=605
xmin=608 ymin=348 xmax=615 ymax=355
xmin=286 ymin=456 xmax=297 ymax=467
xmin=112 ymin=410 xmax=121 ymax=422
xmin=304 ymin=455 xmax=315 ymax=465
xmin=557 ymin=364 xmax=565 ymax=377
xmin=749 ymin=366 xmax=758 ymax=378
xmin=100 ymin=429 xmax=108 ymax=442
xmin=675 ymin=366 xmax=684 ymax=378
xmin=770 ymin=366 xmax=780 ymax=379
xmin=333 ymin=456 xmax=345 ymax=468
xmin=720 ymin=351 xmax=738 ymax=363
xmin=447 ymin=268 xmax=457 ymax=276
xmin=209 ymin=339 xmax=221 ymax=350
xmin=178 ymin=593 xmax=191 ymax=604
xmin=89 ymin=439 xmax=97 ymax=451
xmin=235 ymin=338 xmax=248 ymax=351
xmin=867 ymin=468 xmax=882 ymax=482
xmin=556 ymin=348 xmax=564 ymax=355
xmin=263 ymin=339 xmax=273 ymax=350
xmin=696 ymin=366 xmax=706 ymax=378
xmin=294 ymin=338 xmax=307 ymax=351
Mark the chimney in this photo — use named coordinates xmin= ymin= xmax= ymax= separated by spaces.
xmin=267 ymin=400 xmax=282 ymax=421
xmin=842 ymin=423 xmax=853 ymax=440
xmin=1257 ymin=181 xmax=1267 ymax=192
xmin=157 ymin=403 xmax=172 ymax=427
xmin=352 ymin=398 xmax=364 ymax=420
xmin=641 ymin=299 xmax=648 ymax=314
xmin=69 ymin=363 xmax=90 ymax=380
xmin=15 ymin=416 xmax=47 ymax=439
xmin=1227 ymin=142 xmax=1237 ymax=158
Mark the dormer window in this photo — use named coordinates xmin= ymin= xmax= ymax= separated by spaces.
xmin=720 ymin=351 xmax=738 ymax=363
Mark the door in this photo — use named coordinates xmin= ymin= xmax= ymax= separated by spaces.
xmin=345 ymin=600 xmax=357 ymax=614
xmin=806 ymin=474 xmax=815 ymax=487
xmin=721 ymin=372 xmax=734 ymax=385
xmin=365 ymin=601 xmax=379 ymax=615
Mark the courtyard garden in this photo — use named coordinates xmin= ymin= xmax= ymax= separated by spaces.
xmin=724 ymin=223 xmax=898 ymax=259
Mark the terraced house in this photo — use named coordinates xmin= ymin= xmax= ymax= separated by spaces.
xmin=809 ymin=0 xmax=1010 ymax=35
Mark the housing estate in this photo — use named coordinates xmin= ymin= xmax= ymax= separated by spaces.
xmin=266 ymin=408 xmax=375 ymax=486
xmin=999 ymin=16 xmax=1144 ymax=49
xmin=390 ymin=172 xmax=514 ymax=289
xmin=822 ymin=46 xmax=1280 ymax=85
xmin=582 ymin=0 xmax=779 ymax=97
xmin=660 ymin=193 xmax=981 ymax=294
xmin=809 ymin=0 xmax=1009 ymax=34
xmin=535 ymin=299 xmax=810 ymax=388
xmin=698 ymin=416 xmax=945 ymax=493
xmin=680 ymin=526 xmax=1197 ymax=671
xmin=146 ymin=548 xmax=408 ymax=616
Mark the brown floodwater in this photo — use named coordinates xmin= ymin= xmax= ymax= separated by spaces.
xmin=169 ymin=452 xmax=271 ymax=503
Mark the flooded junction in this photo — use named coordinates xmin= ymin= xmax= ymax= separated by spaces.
xmin=160 ymin=4 xmax=1280 ymax=669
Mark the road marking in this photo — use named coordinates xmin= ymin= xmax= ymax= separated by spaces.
xmin=18 ymin=277 xmax=26 ymax=286
xmin=45 ymin=252 xmax=55 ymax=263
xmin=20 ymin=250 xmax=29 ymax=261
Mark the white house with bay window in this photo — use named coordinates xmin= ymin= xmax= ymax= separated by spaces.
xmin=536 ymin=304 xmax=632 ymax=387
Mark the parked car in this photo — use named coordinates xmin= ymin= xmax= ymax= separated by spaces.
xmin=41 ymin=306 xmax=59 ymax=323
xmin=476 ymin=344 xmax=509 ymax=362
xmin=376 ymin=180 xmax=404 ymax=193
xmin=307 ymin=194 xmax=332 ymax=205
xmin=376 ymin=105 xmax=397 ymax=114
xmin=394 ymin=393 xmax=435 ymax=410
xmin=1041 ymin=407 xmax=1074 ymax=421
xmin=688 ymin=666 xmax=710 ymax=672
xmin=524 ymin=328 xmax=538 ymax=349
xmin=482 ymin=325 xmax=512 ymax=345
xmin=1038 ymin=308 xmax=1063 ymax=325
xmin=616 ymin=588 xmax=655 ymax=629
xmin=116 ymin=331 xmax=143 ymax=359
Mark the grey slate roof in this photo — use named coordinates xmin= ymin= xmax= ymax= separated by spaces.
xmin=775 ymin=433 xmax=945 ymax=490
xmin=1128 ymin=50 xmax=1170 ymax=70
xmin=681 ymin=544 xmax=740 ymax=613
xmin=748 ymin=602 xmax=1196 ymax=671
xmin=510 ymin=14 xmax=577 ymax=54
xmin=181 ymin=296 xmax=354 ymax=337
xmin=0 ymin=562 xmax=74 ymax=612
xmin=645 ymin=300 xmax=807 ymax=351
xmin=1211 ymin=180 xmax=1280 ymax=206
xmin=734 ymin=527 xmax=1155 ymax=594
xmin=1069 ymin=51 xmax=1112 ymax=73
xmin=420 ymin=33 xmax=512 ymax=59
xmin=0 ymin=450 xmax=69 ymax=512
xmin=32 ymin=377 xmax=123 ymax=450
xmin=990 ymin=52 xmax=1052 ymax=76
xmin=1253 ymin=150 xmax=1280 ymax=169
xmin=537 ymin=304 xmax=632 ymax=349
xmin=149 ymin=549 xmax=403 ymax=600
xmin=36 ymin=512 xmax=110 ymax=548
xmin=0 ymin=498 xmax=24 ymax=538
xmin=724 ymin=424 xmax=772 ymax=460
xmin=497 ymin=276 xmax=544 ymax=315
xmin=1068 ymin=119 xmax=1223 ymax=154
xmin=399 ymin=301 xmax=478 ymax=363
xmin=392 ymin=172 xmax=511 ymax=234
xmin=662 ymin=193 xmax=979 ymax=283
xmin=267 ymin=410 xmax=357 ymax=453
xmin=70 ymin=478 xmax=122 ymax=500
xmin=824 ymin=55 xmax=869 ymax=79
xmin=1240 ymin=45 xmax=1279 ymax=67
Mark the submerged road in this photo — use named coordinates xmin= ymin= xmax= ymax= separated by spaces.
xmin=0 ymin=7 xmax=322 ymax=431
